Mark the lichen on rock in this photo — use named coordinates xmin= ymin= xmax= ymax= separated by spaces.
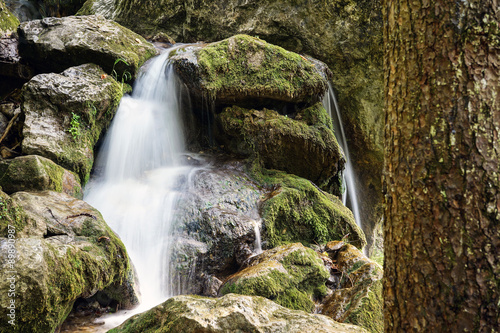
xmin=17 ymin=14 xmax=158 ymax=81
xmin=108 ymin=293 xmax=368 ymax=333
xmin=0 ymin=0 xmax=19 ymax=35
xmin=20 ymin=63 xmax=123 ymax=184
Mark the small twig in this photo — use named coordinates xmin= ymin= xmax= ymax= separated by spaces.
xmin=65 ymin=213 xmax=97 ymax=220
xmin=0 ymin=113 xmax=19 ymax=145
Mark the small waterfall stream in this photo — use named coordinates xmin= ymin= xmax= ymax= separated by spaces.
xmin=323 ymin=83 xmax=362 ymax=230
xmin=84 ymin=47 xmax=193 ymax=329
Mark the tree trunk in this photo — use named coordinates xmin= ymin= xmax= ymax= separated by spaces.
xmin=383 ymin=0 xmax=500 ymax=331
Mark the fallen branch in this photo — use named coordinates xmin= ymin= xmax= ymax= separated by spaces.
xmin=0 ymin=113 xmax=19 ymax=145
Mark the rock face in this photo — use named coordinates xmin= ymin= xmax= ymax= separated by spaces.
xmin=108 ymin=293 xmax=368 ymax=333
xmin=80 ymin=0 xmax=384 ymax=256
xmin=170 ymin=35 xmax=329 ymax=106
xmin=0 ymin=155 xmax=82 ymax=198
xmin=0 ymin=190 xmax=138 ymax=333
xmin=21 ymin=63 xmax=123 ymax=183
xmin=219 ymin=243 xmax=329 ymax=312
xmin=17 ymin=14 xmax=157 ymax=80
xmin=251 ymin=167 xmax=365 ymax=249
xmin=216 ymin=104 xmax=342 ymax=187
xmin=319 ymin=242 xmax=383 ymax=333
xmin=169 ymin=164 xmax=263 ymax=296
xmin=0 ymin=0 xmax=18 ymax=35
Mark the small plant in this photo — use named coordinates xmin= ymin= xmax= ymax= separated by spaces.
xmin=112 ymin=58 xmax=132 ymax=83
xmin=68 ymin=112 xmax=81 ymax=141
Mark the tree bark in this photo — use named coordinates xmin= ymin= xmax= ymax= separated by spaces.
xmin=383 ymin=0 xmax=500 ymax=331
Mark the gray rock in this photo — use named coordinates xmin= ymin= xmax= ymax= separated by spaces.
xmin=169 ymin=165 xmax=262 ymax=295
xmin=17 ymin=14 xmax=157 ymax=81
xmin=109 ymin=293 xmax=368 ymax=333
xmin=0 ymin=190 xmax=138 ymax=333
xmin=21 ymin=63 xmax=123 ymax=183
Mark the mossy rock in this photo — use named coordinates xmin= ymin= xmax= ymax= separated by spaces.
xmin=219 ymin=243 xmax=330 ymax=312
xmin=0 ymin=190 xmax=138 ymax=333
xmin=17 ymin=14 xmax=158 ymax=81
xmin=249 ymin=166 xmax=365 ymax=249
xmin=216 ymin=104 xmax=342 ymax=187
xmin=0 ymin=189 xmax=28 ymax=235
xmin=21 ymin=63 xmax=123 ymax=183
xmin=109 ymin=293 xmax=368 ymax=333
xmin=319 ymin=243 xmax=383 ymax=333
xmin=0 ymin=0 xmax=19 ymax=35
xmin=170 ymin=34 xmax=329 ymax=106
xmin=0 ymin=155 xmax=82 ymax=198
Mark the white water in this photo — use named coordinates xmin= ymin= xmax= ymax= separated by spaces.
xmin=84 ymin=47 xmax=192 ymax=329
xmin=323 ymin=83 xmax=362 ymax=230
xmin=253 ymin=220 xmax=263 ymax=255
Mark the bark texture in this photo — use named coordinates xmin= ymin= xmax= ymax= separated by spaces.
xmin=383 ymin=0 xmax=500 ymax=331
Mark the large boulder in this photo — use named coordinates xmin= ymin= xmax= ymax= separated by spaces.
xmin=0 ymin=190 xmax=138 ymax=333
xmin=219 ymin=243 xmax=329 ymax=312
xmin=170 ymin=35 xmax=329 ymax=106
xmin=319 ymin=241 xmax=383 ymax=333
xmin=0 ymin=0 xmax=18 ymax=35
xmin=216 ymin=104 xmax=342 ymax=187
xmin=21 ymin=63 xmax=123 ymax=183
xmin=251 ymin=167 xmax=366 ymax=249
xmin=169 ymin=164 xmax=263 ymax=296
xmin=0 ymin=155 xmax=82 ymax=198
xmin=109 ymin=293 xmax=368 ymax=333
xmin=17 ymin=14 xmax=157 ymax=81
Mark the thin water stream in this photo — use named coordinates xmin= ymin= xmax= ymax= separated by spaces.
xmin=323 ymin=83 xmax=362 ymax=231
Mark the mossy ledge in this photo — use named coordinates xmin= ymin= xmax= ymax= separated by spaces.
xmin=248 ymin=165 xmax=366 ymax=249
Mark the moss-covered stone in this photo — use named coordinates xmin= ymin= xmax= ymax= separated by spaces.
xmin=319 ymin=243 xmax=383 ymax=333
xmin=0 ymin=189 xmax=28 ymax=235
xmin=249 ymin=166 xmax=365 ymax=249
xmin=216 ymin=104 xmax=343 ymax=187
xmin=0 ymin=0 xmax=19 ymax=35
xmin=219 ymin=243 xmax=329 ymax=312
xmin=171 ymin=35 xmax=328 ymax=105
xmin=0 ymin=191 xmax=138 ymax=333
xmin=21 ymin=63 xmax=123 ymax=183
xmin=0 ymin=155 xmax=82 ymax=198
xmin=17 ymin=14 xmax=158 ymax=81
xmin=109 ymin=293 xmax=368 ymax=333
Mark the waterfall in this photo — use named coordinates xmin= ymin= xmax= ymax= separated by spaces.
xmin=323 ymin=83 xmax=362 ymax=230
xmin=84 ymin=47 xmax=192 ymax=327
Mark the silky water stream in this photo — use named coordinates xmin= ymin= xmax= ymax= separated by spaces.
xmin=77 ymin=47 xmax=195 ymax=331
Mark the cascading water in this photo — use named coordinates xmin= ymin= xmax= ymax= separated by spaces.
xmin=323 ymin=83 xmax=362 ymax=230
xmin=84 ymin=47 xmax=193 ymax=328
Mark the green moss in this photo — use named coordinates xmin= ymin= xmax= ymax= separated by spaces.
xmin=196 ymin=35 xmax=326 ymax=103
xmin=0 ymin=1 xmax=19 ymax=34
xmin=248 ymin=165 xmax=366 ymax=249
xmin=295 ymin=102 xmax=333 ymax=130
xmin=220 ymin=244 xmax=329 ymax=312
xmin=0 ymin=190 xmax=28 ymax=235
xmin=345 ymin=279 xmax=384 ymax=333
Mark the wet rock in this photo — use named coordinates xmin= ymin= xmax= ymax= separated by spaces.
xmin=169 ymin=165 xmax=263 ymax=296
xmin=319 ymin=243 xmax=383 ymax=333
xmin=170 ymin=35 xmax=329 ymax=107
xmin=219 ymin=243 xmax=330 ymax=312
xmin=216 ymin=104 xmax=342 ymax=187
xmin=0 ymin=190 xmax=138 ymax=333
xmin=17 ymin=14 xmax=157 ymax=81
xmin=0 ymin=35 xmax=34 ymax=81
xmin=0 ymin=155 xmax=82 ymax=198
xmin=21 ymin=63 xmax=123 ymax=183
xmin=109 ymin=293 xmax=368 ymax=333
